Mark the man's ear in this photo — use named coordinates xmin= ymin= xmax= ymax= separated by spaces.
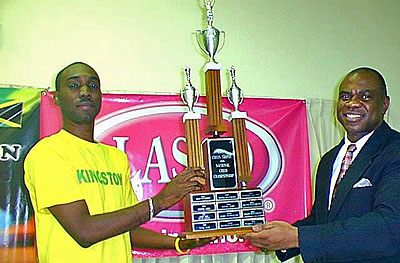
xmin=383 ymin=96 xmax=390 ymax=115
xmin=53 ymin=92 xmax=60 ymax=105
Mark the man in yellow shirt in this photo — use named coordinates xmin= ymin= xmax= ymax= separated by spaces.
xmin=24 ymin=62 xmax=209 ymax=262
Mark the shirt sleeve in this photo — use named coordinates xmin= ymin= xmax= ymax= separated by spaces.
xmin=25 ymin=144 xmax=85 ymax=214
xmin=121 ymin=153 xmax=138 ymax=207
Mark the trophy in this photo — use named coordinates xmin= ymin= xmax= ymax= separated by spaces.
xmin=196 ymin=0 xmax=225 ymax=64
xmin=181 ymin=66 xmax=202 ymax=169
xmin=182 ymin=1 xmax=265 ymax=239
xmin=196 ymin=0 xmax=227 ymax=136
xmin=227 ymin=67 xmax=243 ymax=112
xmin=227 ymin=67 xmax=252 ymax=184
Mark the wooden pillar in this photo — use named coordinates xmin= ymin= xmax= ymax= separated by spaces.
xmin=205 ymin=68 xmax=227 ymax=135
xmin=184 ymin=118 xmax=203 ymax=168
xmin=231 ymin=116 xmax=252 ymax=183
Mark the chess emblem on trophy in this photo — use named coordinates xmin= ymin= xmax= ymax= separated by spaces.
xmin=182 ymin=0 xmax=265 ymax=239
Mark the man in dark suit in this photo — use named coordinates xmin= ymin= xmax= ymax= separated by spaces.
xmin=242 ymin=67 xmax=400 ymax=262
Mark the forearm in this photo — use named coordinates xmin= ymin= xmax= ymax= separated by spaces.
xmin=130 ymin=227 xmax=175 ymax=249
xmin=48 ymin=168 xmax=205 ymax=248
xmin=130 ymin=227 xmax=212 ymax=251
xmin=49 ymin=199 xmax=154 ymax=248
xmin=49 ymin=192 xmax=191 ymax=247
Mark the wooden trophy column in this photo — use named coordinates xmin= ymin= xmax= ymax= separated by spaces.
xmin=231 ymin=115 xmax=252 ymax=183
xmin=227 ymin=66 xmax=252 ymax=184
xmin=205 ymin=65 xmax=227 ymax=136
xmin=184 ymin=117 xmax=202 ymax=168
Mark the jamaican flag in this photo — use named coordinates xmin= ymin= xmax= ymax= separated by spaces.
xmin=0 ymin=86 xmax=42 ymax=251
xmin=0 ymin=100 xmax=23 ymax=128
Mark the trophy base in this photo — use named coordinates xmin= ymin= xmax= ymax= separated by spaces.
xmin=183 ymin=188 xmax=266 ymax=240
xmin=184 ymin=226 xmax=254 ymax=239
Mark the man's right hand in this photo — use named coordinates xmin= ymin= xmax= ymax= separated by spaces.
xmin=153 ymin=167 xmax=205 ymax=212
xmin=240 ymin=221 xmax=299 ymax=251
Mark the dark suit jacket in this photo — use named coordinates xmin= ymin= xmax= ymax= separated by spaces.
xmin=277 ymin=121 xmax=400 ymax=263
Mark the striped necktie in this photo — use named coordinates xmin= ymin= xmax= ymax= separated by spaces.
xmin=332 ymin=144 xmax=357 ymax=200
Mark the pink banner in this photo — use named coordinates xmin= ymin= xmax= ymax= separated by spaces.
xmin=40 ymin=92 xmax=312 ymax=258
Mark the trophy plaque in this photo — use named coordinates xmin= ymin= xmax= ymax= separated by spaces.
xmin=182 ymin=0 xmax=265 ymax=239
xmin=202 ymin=137 xmax=238 ymax=191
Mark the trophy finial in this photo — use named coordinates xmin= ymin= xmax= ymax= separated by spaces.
xmin=230 ymin=66 xmax=236 ymax=82
xmin=185 ymin=66 xmax=191 ymax=83
xmin=181 ymin=66 xmax=199 ymax=113
xmin=204 ymin=0 xmax=215 ymax=26
xmin=227 ymin=66 xmax=244 ymax=112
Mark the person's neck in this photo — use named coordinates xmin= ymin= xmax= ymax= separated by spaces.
xmin=63 ymin=122 xmax=95 ymax=142
xmin=347 ymin=122 xmax=383 ymax=143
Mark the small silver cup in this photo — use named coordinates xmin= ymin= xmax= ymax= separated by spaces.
xmin=181 ymin=66 xmax=199 ymax=113
xmin=227 ymin=66 xmax=244 ymax=112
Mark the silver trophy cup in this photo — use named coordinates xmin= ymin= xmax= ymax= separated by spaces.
xmin=196 ymin=0 xmax=225 ymax=63
xmin=227 ymin=66 xmax=244 ymax=112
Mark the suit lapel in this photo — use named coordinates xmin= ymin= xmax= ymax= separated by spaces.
xmin=328 ymin=122 xmax=390 ymax=221
xmin=317 ymin=145 xmax=341 ymax=223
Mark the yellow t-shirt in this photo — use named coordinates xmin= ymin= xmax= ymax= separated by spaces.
xmin=24 ymin=129 xmax=138 ymax=263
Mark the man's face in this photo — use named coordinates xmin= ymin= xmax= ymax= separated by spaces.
xmin=337 ymin=71 xmax=389 ymax=142
xmin=55 ymin=63 xmax=101 ymax=126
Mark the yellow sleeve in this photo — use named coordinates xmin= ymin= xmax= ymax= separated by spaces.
xmin=24 ymin=144 xmax=84 ymax=214
xmin=121 ymin=154 xmax=139 ymax=207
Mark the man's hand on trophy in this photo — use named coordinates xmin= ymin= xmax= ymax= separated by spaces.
xmin=153 ymin=168 xmax=205 ymax=211
xmin=240 ymin=221 xmax=299 ymax=251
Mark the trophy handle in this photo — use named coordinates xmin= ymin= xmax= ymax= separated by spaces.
xmin=238 ymin=89 xmax=244 ymax=105
xmin=194 ymin=89 xmax=200 ymax=105
xmin=196 ymin=30 xmax=208 ymax=56
xmin=180 ymin=89 xmax=186 ymax=105
xmin=217 ymin=31 xmax=225 ymax=54
xmin=227 ymin=87 xmax=233 ymax=104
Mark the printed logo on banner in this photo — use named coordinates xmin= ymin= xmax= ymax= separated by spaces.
xmin=0 ymin=144 xmax=22 ymax=161
xmin=94 ymin=104 xmax=283 ymax=221
xmin=0 ymin=100 xmax=23 ymax=128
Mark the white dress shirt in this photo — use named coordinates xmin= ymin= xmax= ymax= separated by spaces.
xmin=328 ymin=131 xmax=374 ymax=209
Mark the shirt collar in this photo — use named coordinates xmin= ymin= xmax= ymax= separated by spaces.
xmin=343 ymin=130 xmax=374 ymax=150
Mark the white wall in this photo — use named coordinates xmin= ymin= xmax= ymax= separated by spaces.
xmin=1 ymin=2 xmax=398 ymax=262
xmin=1 ymin=0 xmax=399 ymax=126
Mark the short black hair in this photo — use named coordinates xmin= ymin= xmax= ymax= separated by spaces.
xmin=345 ymin=67 xmax=388 ymax=97
xmin=55 ymin=62 xmax=97 ymax=91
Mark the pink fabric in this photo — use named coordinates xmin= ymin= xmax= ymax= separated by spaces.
xmin=40 ymin=92 xmax=312 ymax=257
